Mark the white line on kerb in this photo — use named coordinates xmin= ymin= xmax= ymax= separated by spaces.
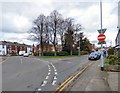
xmin=49 ymin=69 xmax=51 ymax=72
xmin=52 ymin=80 xmax=57 ymax=85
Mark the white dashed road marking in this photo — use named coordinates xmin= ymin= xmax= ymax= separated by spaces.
xmin=48 ymin=64 xmax=50 ymax=67
xmin=55 ymin=72 xmax=58 ymax=75
xmin=54 ymin=69 xmax=57 ymax=72
xmin=37 ymin=63 xmax=58 ymax=91
xmin=48 ymin=72 xmax=51 ymax=75
xmin=37 ymin=88 xmax=42 ymax=91
xmin=45 ymin=76 xmax=49 ymax=80
xmin=41 ymin=81 xmax=47 ymax=86
xmin=54 ymin=76 xmax=57 ymax=80
xmin=52 ymin=80 xmax=57 ymax=85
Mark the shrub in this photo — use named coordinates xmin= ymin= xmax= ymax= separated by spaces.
xmin=10 ymin=51 xmax=17 ymax=56
xmin=106 ymin=55 xmax=120 ymax=65
xmin=108 ymin=55 xmax=118 ymax=59
xmin=57 ymin=51 xmax=69 ymax=56
xmin=104 ymin=59 xmax=109 ymax=65
xmin=33 ymin=52 xmax=39 ymax=56
xmin=72 ymin=51 xmax=78 ymax=55
xmin=107 ymin=48 xmax=114 ymax=56
xmin=43 ymin=52 xmax=55 ymax=56
xmin=80 ymin=51 xmax=88 ymax=55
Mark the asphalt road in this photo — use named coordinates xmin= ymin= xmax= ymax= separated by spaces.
xmin=2 ymin=55 xmax=90 ymax=92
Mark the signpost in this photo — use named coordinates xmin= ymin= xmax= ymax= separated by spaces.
xmin=98 ymin=0 xmax=106 ymax=71
xmin=98 ymin=28 xmax=106 ymax=34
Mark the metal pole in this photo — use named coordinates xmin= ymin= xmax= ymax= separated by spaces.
xmin=100 ymin=0 xmax=104 ymax=71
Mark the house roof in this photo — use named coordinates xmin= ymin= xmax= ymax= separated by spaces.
xmin=0 ymin=41 xmax=31 ymax=47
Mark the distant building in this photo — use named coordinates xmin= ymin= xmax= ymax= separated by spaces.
xmin=115 ymin=1 xmax=120 ymax=57
xmin=33 ymin=43 xmax=62 ymax=53
xmin=115 ymin=29 xmax=120 ymax=47
xmin=0 ymin=41 xmax=32 ymax=56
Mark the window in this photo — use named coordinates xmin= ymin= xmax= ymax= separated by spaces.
xmin=2 ymin=45 xmax=5 ymax=48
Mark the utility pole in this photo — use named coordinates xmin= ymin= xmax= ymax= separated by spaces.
xmin=100 ymin=0 xmax=104 ymax=71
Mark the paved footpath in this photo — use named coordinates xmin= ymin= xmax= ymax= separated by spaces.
xmin=68 ymin=60 xmax=119 ymax=92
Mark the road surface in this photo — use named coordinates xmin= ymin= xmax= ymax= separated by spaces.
xmin=2 ymin=55 xmax=90 ymax=92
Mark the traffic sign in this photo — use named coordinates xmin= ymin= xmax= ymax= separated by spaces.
xmin=98 ymin=41 xmax=106 ymax=45
xmin=98 ymin=28 xmax=107 ymax=34
xmin=97 ymin=34 xmax=106 ymax=42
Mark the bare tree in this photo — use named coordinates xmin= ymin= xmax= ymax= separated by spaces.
xmin=74 ymin=24 xmax=83 ymax=45
xmin=43 ymin=16 xmax=50 ymax=51
xmin=57 ymin=18 xmax=68 ymax=50
xmin=49 ymin=10 xmax=63 ymax=56
xmin=29 ymin=14 xmax=46 ymax=56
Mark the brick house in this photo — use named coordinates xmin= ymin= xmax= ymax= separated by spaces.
xmin=32 ymin=43 xmax=62 ymax=53
xmin=0 ymin=41 xmax=32 ymax=56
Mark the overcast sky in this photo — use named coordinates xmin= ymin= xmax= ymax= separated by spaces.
xmin=0 ymin=0 xmax=119 ymax=47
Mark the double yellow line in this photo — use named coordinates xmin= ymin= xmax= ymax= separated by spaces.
xmin=53 ymin=62 xmax=94 ymax=93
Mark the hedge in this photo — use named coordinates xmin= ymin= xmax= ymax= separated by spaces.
xmin=80 ymin=51 xmax=89 ymax=55
xmin=57 ymin=51 xmax=69 ymax=56
xmin=33 ymin=52 xmax=39 ymax=56
xmin=43 ymin=52 xmax=55 ymax=56
xmin=72 ymin=51 xmax=79 ymax=55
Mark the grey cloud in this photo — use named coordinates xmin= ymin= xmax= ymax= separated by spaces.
xmin=2 ymin=2 xmax=32 ymax=14
xmin=51 ymin=1 xmax=98 ymax=12
xmin=2 ymin=28 xmax=28 ymax=33
xmin=91 ymin=40 xmax=98 ymax=44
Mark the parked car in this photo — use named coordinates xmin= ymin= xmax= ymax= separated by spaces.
xmin=88 ymin=52 xmax=101 ymax=61
xmin=19 ymin=51 xmax=25 ymax=56
xmin=23 ymin=53 xmax=29 ymax=57
xmin=94 ymin=51 xmax=101 ymax=60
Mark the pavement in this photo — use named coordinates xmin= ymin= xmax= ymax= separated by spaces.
xmin=69 ymin=60 xmax=119 ymax=92
xmin=107 ymin=72 xmax=119 ymax=92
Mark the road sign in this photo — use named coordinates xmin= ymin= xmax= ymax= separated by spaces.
xmin=98 ymin=41 xmax=106 ymax=45
xmin=98 ymin=28 xmax=107 ymax=34
xmin=97 ymin=34 xmax=106 ymax=42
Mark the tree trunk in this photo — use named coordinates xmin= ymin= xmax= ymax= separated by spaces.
xmin=40 ymin=23 xmax=43 ymax=56
xmin=70 ymin=49 xmax=72 ymax=56
xmin=53 ymin=44 xmax=57 ymax=56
